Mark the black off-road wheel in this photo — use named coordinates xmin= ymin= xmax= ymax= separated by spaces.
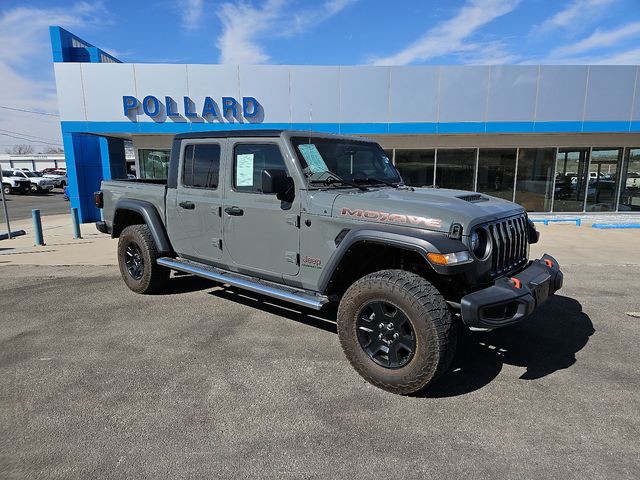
xmin=337 ymin=269 xmax=457 ymax=395
xmin=117 ymin=224 xmax=170 ymax=294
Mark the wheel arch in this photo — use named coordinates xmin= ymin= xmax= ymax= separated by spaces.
xmin=319 ymin=227 xmax=462 ymax=297
xmin=112 ymin=199 xmax=173 ymax=254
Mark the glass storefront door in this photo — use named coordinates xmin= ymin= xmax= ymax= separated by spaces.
xmin=585 ymin=148 xmax=622 ymax=212
xmin=395 ymin=150 xmax=435 ymax=187
xmin=515 ymin=148 xmax=555 ymax=212
xmin=618 ymin=148 xmax=640 ymax=211
xmin=477 ymin=148 xmax=516 ymax=201
xmin=552 ymin=148 xmax=589 ymax=212
xmin=435 ymin=149 xmax=476 ymax=191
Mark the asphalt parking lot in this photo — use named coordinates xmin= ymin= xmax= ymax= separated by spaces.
xmin=1 ymin=263 xmax=639 ymax=479
xmin=0 ymin=189 xmax=68 ymax=222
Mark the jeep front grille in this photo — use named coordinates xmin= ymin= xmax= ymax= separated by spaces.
xmin=483 ymin=214 xmax=529 ymax=277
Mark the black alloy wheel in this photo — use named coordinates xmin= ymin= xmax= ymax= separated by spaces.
xmin=124 ymin=242 xmax=144 ymax=280
xmin=356 ymin=300 xmax=416 ymax=369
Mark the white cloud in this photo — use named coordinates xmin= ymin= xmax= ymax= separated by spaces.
xmin=215 ymin=0 xmax=358 ymax=64
xmin=369 ymin=0 xmax=520 ymax=65
xmin=550 ymin=22 xmax=640 ymax=58
xmin=540 ymin=0 xmax=614 ymax=31
xmin=0 ymin=3 xmax=106 ymax=150
xmin=590 ymin=48 xmax=640 ymax=64
xmin=179 ymin=0 xmax=204 ymax=31
xmin=216 ymin=0 xmax=285 ymax=64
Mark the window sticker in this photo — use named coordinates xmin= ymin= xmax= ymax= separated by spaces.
xmin=236 ymin=153 xmax=254 ymax=186
xmin=298 ymin=144 xmax=329 ymax=174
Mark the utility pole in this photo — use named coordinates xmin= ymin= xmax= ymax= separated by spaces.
xmin=0 ymin=168 xmax=11 ymax=239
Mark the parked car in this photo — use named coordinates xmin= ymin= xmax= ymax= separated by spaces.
xmin=1 ymin=170 xmax=31 ymax=194
xmin=96 ymin=129 xmax=563 ymax=395
xmin=9 ymin=169 xmax=55 ymax=193
xmin=41 ymin=167 xmax=65 ymax=175
xmin=43 ymin=169 xmax=68 ymax=188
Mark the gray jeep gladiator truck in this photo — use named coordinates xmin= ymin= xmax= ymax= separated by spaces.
xmin=95 ymin=130 xmax=563 ymax=395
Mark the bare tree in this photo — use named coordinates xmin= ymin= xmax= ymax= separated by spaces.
xmin=5 ymin=144 xmax=35 ymax=154
xmin=43 ymin=146 xmax=65 ymax=154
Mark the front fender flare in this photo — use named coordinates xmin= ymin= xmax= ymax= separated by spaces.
xmin=317 ymin=225 xmax=467 ymax=294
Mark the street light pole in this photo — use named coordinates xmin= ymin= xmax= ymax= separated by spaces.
xmin=0 ymin=168 xmax=12 ymax=239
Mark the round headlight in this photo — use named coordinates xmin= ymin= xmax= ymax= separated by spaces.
xmin=470 ymin=231 xmax=480 ymax=252
xmin=471 ymin=228 xmax=491 ymax=259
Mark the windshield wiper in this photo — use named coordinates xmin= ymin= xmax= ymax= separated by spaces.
xmin=353 ymin=177 xmax=401 ymax=188
xmin=309 ymin=176 xmax=368 ymax=191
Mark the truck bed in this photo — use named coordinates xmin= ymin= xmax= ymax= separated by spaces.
xmin=101 ymin=179 xmax=167 ymax=225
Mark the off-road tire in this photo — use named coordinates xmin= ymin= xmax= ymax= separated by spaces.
xmin=2 ymin=184 xmax=10 ymax=195
xmin=117 ymin=224 xmax=170 ymax=294
xmin=337 ymin=269 xmax=457 ymax=395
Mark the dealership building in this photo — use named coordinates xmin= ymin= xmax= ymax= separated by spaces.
xmin=50 ymin=27 xmax=640 ymax=223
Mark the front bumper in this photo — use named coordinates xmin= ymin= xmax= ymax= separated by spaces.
xmin=460 ymin=254 xmax=563 ymax=329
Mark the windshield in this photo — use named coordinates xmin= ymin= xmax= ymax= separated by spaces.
xmin=291 ymin=136 xmax=401 ymax=187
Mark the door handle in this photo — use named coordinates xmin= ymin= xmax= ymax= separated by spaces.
xmin=179 ymin=201 xmax=195 ymax=210
xmin=224 ymin=206 xmax=244 ymax=216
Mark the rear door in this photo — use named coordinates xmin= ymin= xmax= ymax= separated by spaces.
xmin=167 ymin=140 xmax=224 ymax=263
xmin=222 ymin=139 xmax=300 ymax=278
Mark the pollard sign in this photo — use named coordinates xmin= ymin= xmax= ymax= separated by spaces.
xmin=123 ymin=95 xmax=262 ymax=122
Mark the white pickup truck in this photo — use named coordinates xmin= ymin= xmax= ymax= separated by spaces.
xmin=2 ymin=170 xmax=31 ymax=195
xmin=9 ymin=169 xmax=55 ymax=193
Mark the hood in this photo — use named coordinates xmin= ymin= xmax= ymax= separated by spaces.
xmin=332 ymin=187 xmax=524 ymax=234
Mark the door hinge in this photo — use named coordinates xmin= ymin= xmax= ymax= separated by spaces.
xmin=286 ymin=214 xmax=300 ymax=228
xmin=218 ymin=206 xmax=222 ymax=217
xmin=285 ymin=251 xmax=299 ymax=265
xmin=212 ymin=238 xmax=222 ymax=250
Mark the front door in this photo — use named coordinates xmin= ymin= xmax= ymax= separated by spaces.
xmin=167 ymin=140 xmax=224 ymax=263
xmin=222 ymin=140 xmax=300 ymax=278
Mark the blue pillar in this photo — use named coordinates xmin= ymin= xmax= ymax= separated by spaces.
xmin=100 ymin=137 xmax=127 ymax=180
xmin=63 ymin=132 xmax=128 ymax=223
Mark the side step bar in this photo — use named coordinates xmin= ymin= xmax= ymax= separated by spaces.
xmin=157 ymin=257 xmax=329 ymax=311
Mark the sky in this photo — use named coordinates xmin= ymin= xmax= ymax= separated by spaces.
xmin=1 ymin=0 xmax=639 ymax=151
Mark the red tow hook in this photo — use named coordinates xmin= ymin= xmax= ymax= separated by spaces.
xmin=543 ymin=258 xmax=554 ymax=268
xmin=509 ymin=277 xmax=522 ymax=289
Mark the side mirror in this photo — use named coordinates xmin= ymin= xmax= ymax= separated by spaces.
xmin=262 ymin=169 xmax=291 ymax=195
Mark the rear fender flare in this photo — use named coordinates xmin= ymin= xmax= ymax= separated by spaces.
xmin=113 ymin=199 xmax=173 ymax=254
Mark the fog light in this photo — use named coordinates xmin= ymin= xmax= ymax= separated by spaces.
xmin=427 ymin=251 xmax=471 ymax=265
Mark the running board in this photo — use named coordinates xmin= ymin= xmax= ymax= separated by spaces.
xmin=157 ymin=257 xmax=329 ymax=311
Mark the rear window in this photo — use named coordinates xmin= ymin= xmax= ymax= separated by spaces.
xmin=182 ymin=143 xmax=221 ymax=189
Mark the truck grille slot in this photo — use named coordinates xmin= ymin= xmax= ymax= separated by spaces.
xmin=485 ymin=214 xmax=528 ymax=277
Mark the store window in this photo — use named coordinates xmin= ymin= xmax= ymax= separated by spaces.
xmin=515 ymin=148 xmax=555 ymax=212
xmin=182 ymin=143 xmax=221 ymax=189
xmin=233 ymin=143 xmax=287 ymax=193
xmin=395 ymin=150 xmax=434 ymax=187
xmin=552 ymin=148 xmax=589 ymax=212
xmin=139 ymin=149 xmax=170 ymax=179
xmin=618 ymin=148 xmax=640 ymax=211
xmin=476 ymin=149 xmax=516 ymax=201
xmin=435 ymin=149 xmax=476 ymax=191
xmin=586 ymin=148 xmax=622 ymax=212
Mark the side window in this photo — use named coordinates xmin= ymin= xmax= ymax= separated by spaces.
xmin=234 ymin=143 xmax=287 ymax=193
xmin=182 ymin=143 xmax=221 ymax=189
